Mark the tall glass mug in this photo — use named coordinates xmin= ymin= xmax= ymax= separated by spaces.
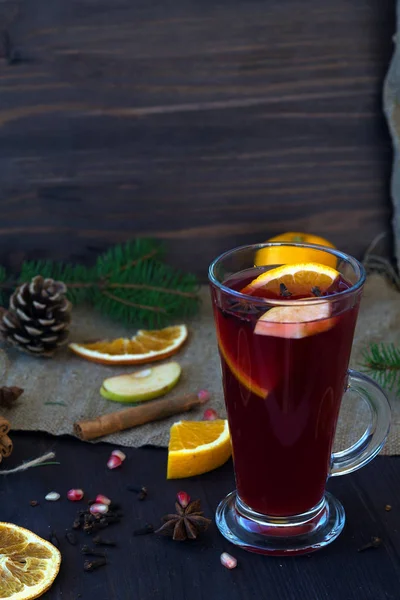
xmin=209 ymin=243 xmax=390 ymax=555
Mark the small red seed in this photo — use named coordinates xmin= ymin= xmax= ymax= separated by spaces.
xmin=203 ymin=408 xmax=219 ymax=421
xmin=107 ymin=455 xmax=122 ymax=470
xmin=220 ymin=552 xmax=237 ymax=569
xmin=67 ymin=489 xmax=84 ymax=502
xmin=90 ymin=503 xmax=109 ymax=515
xmin=111 ymin=449 xmax=126 ymax=462
xmin=176 ymin=491 xmax=191 ymax=508
xmin=96 ymin=494 xmax=111 ymax=506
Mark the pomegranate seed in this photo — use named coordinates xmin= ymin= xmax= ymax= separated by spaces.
xmin=90 ymin=503 xmax=109 ymax=515
xmin=176 ymin=491 xmax=191 ymax=508
xmin=198 ymin=389 xmax=210 ymax=402
xmin=96 ymin=494 xmax=111 ymax=506
xmin=107 ymin=455 xmax=122 ymax=470
xmin=67 ymin=489 xmax=84 ymax=502
xmin=220 ymin=552 xmax=237 ymax=569
xmin=203 ymin=408 xmax=219 ymax=421
xmin=45 ymin=492 xmax=60 ymax=502
xmin=111 ymin=449 xmax=126 ymax=462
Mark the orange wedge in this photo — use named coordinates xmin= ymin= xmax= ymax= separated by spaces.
xmin=217 ymin=332 xmax=268 ymax=399
xmin=255 ymin=232 xmax=337 ymax=269
xmin=0 ymin=522 xmax=61 ymax=600
xmin=167 ymin=419 xmax=232 ymax=479
xmin=242 ymin=263 xmax=339 ymax=298
xmin=255 ymin=303 xmax=336 ymax=339
xmin=69 ymin=325 xmax=188 ymax=365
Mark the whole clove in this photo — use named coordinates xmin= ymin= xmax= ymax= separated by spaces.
xmin=279 ymin=283 xmax=292 ymax=297
xmin=93 ymin=535 xmax=116 ymax=547
xmin=73 ymin=517 xmax=82 ymax=530
xmin=65 ymin=530 xmax=78 ymax=546
xmin=311 ymin=286 xmax=322 ymax=297
xmin=127 ymin=485 xmax=148 ymax=500
xmin=358 ymin=536 xmax=383 ymax=552
xmin=133 ymin=524 xmax=154 ymax=536
xmin=48 ymin=530 xmax=59 ymax=548
xmin=81 ymin=545 xmax=106 ymax=557
xmin=83 ymin=557 xmax=107 ymax=572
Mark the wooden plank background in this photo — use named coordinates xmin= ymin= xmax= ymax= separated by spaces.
xmin=0 ymin=0 xmax=395 ymax=279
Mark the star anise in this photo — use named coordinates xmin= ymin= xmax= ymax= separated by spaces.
xmin=155 ymin=499 xmax=211 ymax=541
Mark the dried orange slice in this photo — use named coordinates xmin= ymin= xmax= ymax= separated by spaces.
xmin=255 ymin=232 xmax=337 ymax=269
xmin=0 ymin=522 xmax=61 ymax=600
xmin=255 ymin=303 xmax=336 ymax=339
xmin=242 ymin=263 xmax=339 ymax=298
xmin=69 ymin=324 xmax=188 ymax=365
xmin=167 ymin=419 xmax=231 ymax=479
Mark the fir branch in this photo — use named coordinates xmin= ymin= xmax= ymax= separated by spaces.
xmin=361 ymin=343 xmax=400 ymax=395
xmin=0 ymin=239 xmax=200 ymax=327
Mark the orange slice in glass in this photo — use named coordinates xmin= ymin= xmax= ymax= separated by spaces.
xmin=242 ymin=263 xmax=339 ymax=298
xmin=69 ymin=325 xmax=188 ymax=365
xmin=217 ymin=332 xmax=268 ymax=399
xmin=167 ymin=419 xmax=231 ymax=479
xmin=0 ymin=522 xmax=61 ymax=600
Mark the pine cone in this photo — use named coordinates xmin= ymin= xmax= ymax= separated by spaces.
xmin=0 ymin=276 xmax=72 ymax=357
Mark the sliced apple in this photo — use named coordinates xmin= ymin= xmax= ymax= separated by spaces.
xmin=100 ymin=361 xmax=181 ymax=403
xmin=254 ymin=303 xmax=336 ymax=339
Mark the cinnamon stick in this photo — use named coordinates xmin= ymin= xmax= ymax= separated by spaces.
xmin=0 ymin=434 xmax=12 ymax=458
xmin=73 ymin=390 xmax=210 ymax=441
xmin=0 ymin=416 xmax=10 ymax=436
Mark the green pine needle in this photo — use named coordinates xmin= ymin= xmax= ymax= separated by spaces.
xmin=361 ymin=343 xmax=400 ymax=395
xmin=1 ymin=238 xmax=201 ymax=327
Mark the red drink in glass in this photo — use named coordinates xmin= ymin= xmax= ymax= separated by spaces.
xmin=209 ymin=243 xmax=390 ymax=555
xmin=212 ymin=269 xmax=358 ymax=516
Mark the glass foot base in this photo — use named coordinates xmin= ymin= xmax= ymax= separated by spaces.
xmin=215 ymin=491 xmax=345 ymax=556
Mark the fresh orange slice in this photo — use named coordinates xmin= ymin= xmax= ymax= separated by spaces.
xmin=217 ymin=332 xmax=268 ymax=399
xmin=255 ymin=232 xmax=337 ymax=269
xmin=255 ymin=303 xmax=336 ymax=339
xmin=167 ymin=419 xmax=232 ymax=479
xmin=69 ymin=325 xmax=188 ymax=365
xmin=0 ymin=522 xmax=61 ymax=600
xmin=242 ymin=263 xmax=339 ymax=298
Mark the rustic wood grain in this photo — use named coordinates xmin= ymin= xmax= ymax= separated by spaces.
xmin=2 ymin=431 xmax=400 ymax=600
xmin=0 ymin=0 xmax=395 ymax=278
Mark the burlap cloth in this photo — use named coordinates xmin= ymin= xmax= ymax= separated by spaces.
xmin=1 ymin=274 xmax=399 ymax=454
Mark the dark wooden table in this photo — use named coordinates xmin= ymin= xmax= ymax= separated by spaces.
xmin=2 ymin=431 xmax=399 ymax=600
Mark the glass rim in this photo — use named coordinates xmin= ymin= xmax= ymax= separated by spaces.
xmin=208 ymin=242 xmax=366 ymax=306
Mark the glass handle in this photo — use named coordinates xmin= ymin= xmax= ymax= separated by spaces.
xmin=330 ymin=370 xmax=391 ymax=477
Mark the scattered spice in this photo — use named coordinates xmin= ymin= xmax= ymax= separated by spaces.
xmin=93 ymin=535 xmax=116 ymax=547
xmin=127 ymin=485 xmax=148 ymax=500
xmin=48 ymin=530 xmax=59 ymax=548
xmin=155 ymin=496 xmax=211 ymax=542
xmin=29 ymin=500 xmax=39 ymax=507
xmin=133 ymin=524 xmax=154 ymax=536
xmin=83 ymin=557 xmax=107 ymax=572
xmin=385 ymin=504 xmax=392 ymax=512
xmin=65 ymin=530 xmax=78 ymax=546
xmin=0 ymin=386 xmax=24 ymax=409
xmin=279 ymin=283 xmax=292 ymax=297
xmin=311 ymin=286 xmax=322 ymax=297
xmin=358 ymin=536 xmax=383 ymax=552
xmin=81 ymin=545 xmax=106 ymax=557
